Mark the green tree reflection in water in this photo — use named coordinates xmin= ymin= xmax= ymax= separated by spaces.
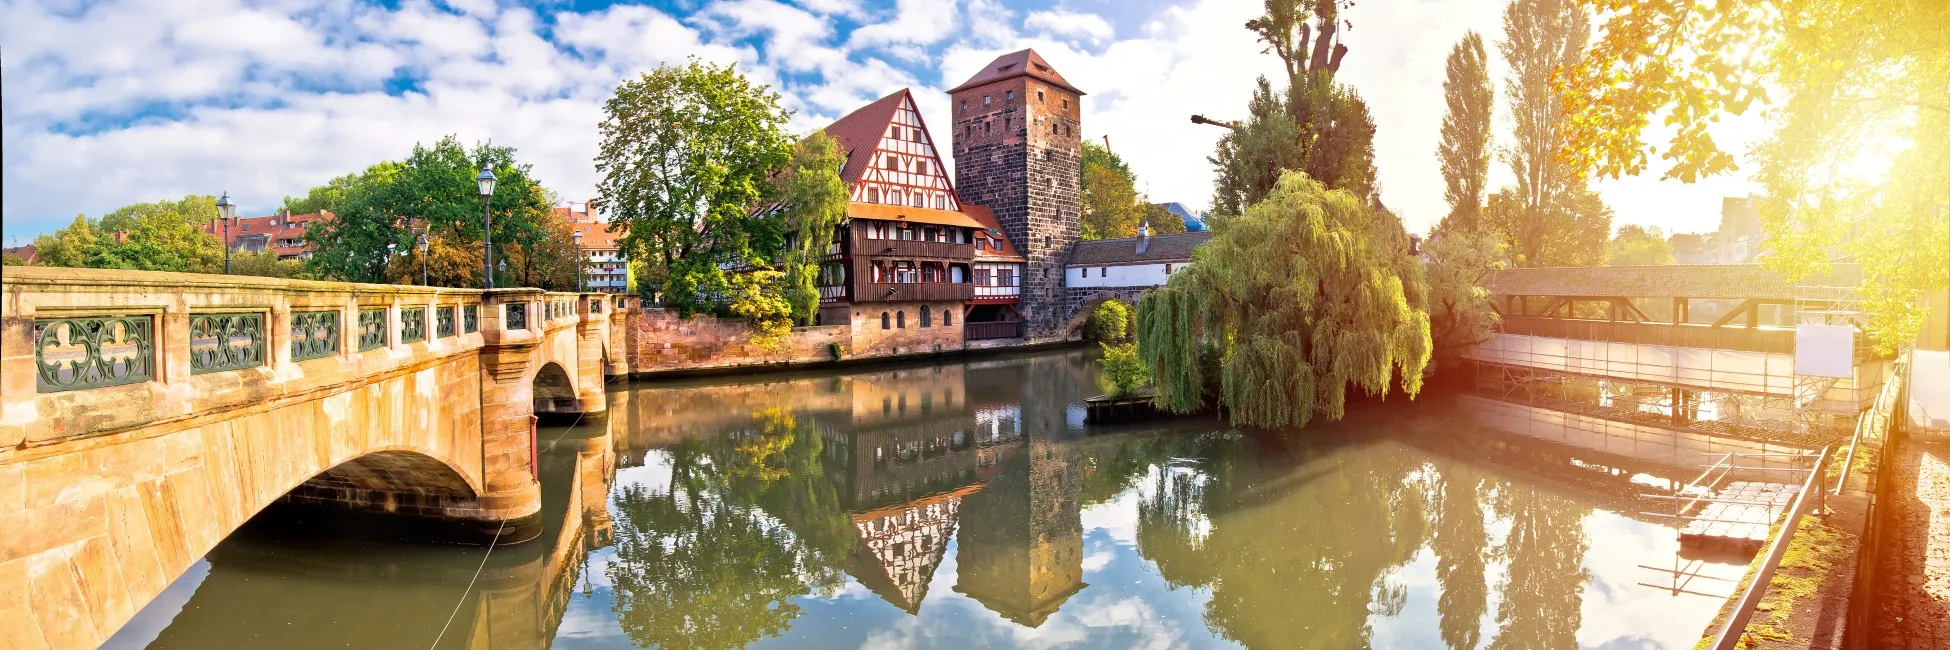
xmin=1431 ymin=462 xmax=1490 ymax=650
xmin=1485 ymin=482 xmax=1592 ymax=650
xmin=605 ymin=408 xmax=852 ymax=649
xmin=1126 ymin=432 xmax=1435 ymax=649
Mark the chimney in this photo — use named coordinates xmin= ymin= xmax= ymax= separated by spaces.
xmin=1135 ymin=220 xmax=1151 ymax=255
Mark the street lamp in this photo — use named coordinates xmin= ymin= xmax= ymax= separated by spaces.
xmin=417 ymin=231 xmax=430 ymax=286
xmin=216 ymin=192 xmax=236 ymax=274
xmin=573 ymin=229 xmax=584 ymax=292
xmin=386 ymin=242 xmax=397 ymax=281
xmin=476 ymin=168 xmax=497 ymax=289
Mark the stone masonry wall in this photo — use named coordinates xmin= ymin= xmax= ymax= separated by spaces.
xmin=623 ymin=301 xmax=973 ymax=375
xmin=951 ymin=77 xmax=1082 ymax=340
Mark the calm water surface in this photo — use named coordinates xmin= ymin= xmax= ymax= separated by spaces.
xmin=109 ymin=349 xmax=1746 ymax=649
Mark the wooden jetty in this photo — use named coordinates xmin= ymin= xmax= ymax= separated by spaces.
xmin=1643 ymin=452 xmax=1820 ymax=554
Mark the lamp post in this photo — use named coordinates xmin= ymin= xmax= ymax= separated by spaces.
xmin=386 ymin=242 xmax=396 ymax=281
xmin=417 ymin=231 xmax=430 ymax=286
xmin=216 ymin=192 xmax=236 ymax=274
xmin=477 ymin=168 xmax=497 ymax=289
xmin=573 ymin=229 xmax=584 ymax=292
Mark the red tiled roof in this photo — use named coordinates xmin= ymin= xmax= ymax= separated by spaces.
xmin=3 ymin=244 xmax=37 ymax=264
xmin=962 ymin=204 xmax=1024 ymax=262
xmin=821 ymin=89 xmax=910 ymax=187
xmin=946 ymin=49 xmax=1084 ymax=95
xmin=202 ymin=211 xmax=326 ymax=257
xmin=571 ymin=221 xmax=623 ymax=250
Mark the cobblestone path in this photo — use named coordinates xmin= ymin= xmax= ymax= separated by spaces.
xmin=1872 ymin=437 xmax=1950 ymax=648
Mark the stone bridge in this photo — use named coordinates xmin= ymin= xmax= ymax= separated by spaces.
xmin=0 ymin=266 xmax=640 ymax=650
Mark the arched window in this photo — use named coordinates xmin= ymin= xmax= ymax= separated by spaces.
xmin=920 ymin=305 xmax=931 ymax=328
xmin=896 ymin=311 xmax=905 ymax=329
xmin=943 ymin=309 xmax=952 ymax=327
xmin=881 ymin=312 xmax=890 ymax=329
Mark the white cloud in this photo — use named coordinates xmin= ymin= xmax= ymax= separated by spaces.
xmin=1023 ymin=10 xmax=1115 ymax=45
xmin=1 ymin=0 xmax=1769 ymax=244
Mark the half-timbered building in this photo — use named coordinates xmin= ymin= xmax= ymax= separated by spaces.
xmin=815 ymin=88 xmax=1028 ymax=345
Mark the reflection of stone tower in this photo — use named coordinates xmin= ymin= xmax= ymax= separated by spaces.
xmin=950 ymin=49 xmax=1084 ymax=338
xmin=952 ymin=434 xmax=1085 ymax=627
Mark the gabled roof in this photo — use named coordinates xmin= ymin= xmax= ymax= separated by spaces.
xmin=947 ymin=49 xmax=1085 ymax=95
xmin=962 ymin=204 xmax=1024 ymax=262
xmin=822 ymin=89 xmax=911 ymax=187
xmin=1067 ymin=232 xmax=1210 ymax=266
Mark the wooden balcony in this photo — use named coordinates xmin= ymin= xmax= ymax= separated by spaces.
xmin=965 ymin=320 xmax=1024 ymax=340
xmin=1496 ymin=316 xmax=1796 ymax=354
xmin=849 ymin=234 xmax=973 ymax=260
xmin=854 ymin=282 xmax=975 ymax=302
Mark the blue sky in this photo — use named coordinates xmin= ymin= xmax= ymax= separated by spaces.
xmin=0 ymin=0 xmax=1763 ymax=244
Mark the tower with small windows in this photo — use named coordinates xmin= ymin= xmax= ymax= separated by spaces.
xmin=948 ymin=49 xmax=1084 ymax=338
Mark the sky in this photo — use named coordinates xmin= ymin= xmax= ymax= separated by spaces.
xmin=0 ymin=0 xmax=1768 ymax=245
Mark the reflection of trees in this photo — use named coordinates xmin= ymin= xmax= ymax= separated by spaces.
xmin=1485 ymin=483 xmax=1591 ymax=650
xmin=1432 ymin=464 xmax=1489 ymax=650
xmin=1124 ymin=431 xmax=1432 ymax=649
xmin=606 ymin=409 xmax=856 ymax=650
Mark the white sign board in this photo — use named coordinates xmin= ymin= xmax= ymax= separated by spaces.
xmin=1795 ymin=324 xmax=1854 ymax=379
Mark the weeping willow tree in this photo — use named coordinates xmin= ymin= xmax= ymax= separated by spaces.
xmin=1137 ymin=171 xmax=1431 ymax=428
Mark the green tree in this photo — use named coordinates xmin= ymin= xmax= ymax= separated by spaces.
xmin=1488 ymin=0 xmax=1612 ymax=268
xmin=1097 ymin=341 xmax=1148 ymax=398
xmin=778 ymin=133 xmax=850 ymax=323
xmin=1212 ymin=2 xmax=1379 ymax=216
xmin=1082 ymin=154 xmax=1144 ymax=240
xmin=1433 ymin=464 xmax=1489 ymax=650
xmin=1137 ymin=172 xmax=1430 ymax=429
xmin=595 ymin=58 xmax=794 ymax=313
xmin=1436 ymin=32 xmax=1495 ymax=234
xmin=1083 ymin=299 xmax=1132 ymax=341
xmin=85 ymin=195 xmax=225 ymax=273
xmin=32 ymin=215 xmax=97 ymax=268
xmin=725 ymin=269 xmax=794 ymax=351
xmin=1607 ymin=225 xmax=1675 ymax=266
xmin=228 ymin=250 xmax=309 ymax=279
xmin=304 ymin=136 xmax=558 ymax=287
xmin=1082 ymin=140 xmax=1134 ymax=188
xmin=1562 ymin=0 xmax=1948 ymax=353
xmin=280 ymin=172 xmax=361 ymax=215
xmin=1424 ymin=229 xmax=1506 ymax=365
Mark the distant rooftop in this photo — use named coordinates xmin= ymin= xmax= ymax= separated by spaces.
xmin=1068 ymin=231 xmax=1211 ymax=267
xmin=1158 ymin=203 xmax=1207 ymax=232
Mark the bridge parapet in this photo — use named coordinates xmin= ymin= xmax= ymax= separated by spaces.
xmin=2 ymin=266 xmax=490 ymax=451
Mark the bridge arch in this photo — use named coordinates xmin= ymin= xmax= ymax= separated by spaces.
xmin=282 ymin=448 xmax=485 ymax=518
xmin=533 ymin=361 xmax=579 ymax=415
xmin=1064 ymin=291 xmax=1144 ymax=337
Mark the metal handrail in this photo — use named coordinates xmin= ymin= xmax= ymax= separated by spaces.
xmin=1707 ymin=445 xmax=1832 ymax=650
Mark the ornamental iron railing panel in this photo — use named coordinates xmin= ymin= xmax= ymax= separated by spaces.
xmin=189 ymin=312 xmax=266 ymax=375
xmin=463 ymin=305 xmax=479 ymax=333
xmin=506 ymin=303 xmax=527 ymax=330
xmin=436 ymin=306 xmax=455 ymax=338
xmin=401 ymin=307 xmax=427 ymax=343
xmin=34 ymin=316 xmax=154 ymax=392
xmin=591 ymin=300 xmax=602 ymax=314
xmin=358 ymin=308 xmax=388 ymax=351
xmin=291 ymin=311 xmax=340 ymax=361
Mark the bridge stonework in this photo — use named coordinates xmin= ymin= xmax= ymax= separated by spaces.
xmin=1063 ymin=287 xmax=1150 ymax=330
xmin=0 ymin=267 xmax=630 ymax=650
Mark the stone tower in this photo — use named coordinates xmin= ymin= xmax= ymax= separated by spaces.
xmin=949 ymin=49 xmax=1084 ymax=338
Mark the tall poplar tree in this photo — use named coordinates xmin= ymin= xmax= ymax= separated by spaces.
xmin=1436 ymin=32 xmax=1495 ymax=234
xmin=1486 ymin=0 xmax=1612 ymax=267
xmin=1137 ymin=172 xmax=1430 ymax=429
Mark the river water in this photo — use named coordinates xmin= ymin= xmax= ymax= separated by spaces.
xmin=107 ymin=349 xmax=1749 ymax=649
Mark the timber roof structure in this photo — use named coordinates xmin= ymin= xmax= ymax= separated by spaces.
xmin=1485 ymin=264 xmax=1863 ymax=301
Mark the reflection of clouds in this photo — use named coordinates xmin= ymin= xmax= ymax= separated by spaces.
xmin=1574 ymin=511 xmax=1745 ymax=649
xmin=1081 ymin=546 xmax=1115 ymax=574
xmin=1080 ymin=490 xmax=1142 ymax=546
xmin=553 ymin=586 xmax=631 ymax=644
xmin=611 ymin=450 xmax=675 ymax=498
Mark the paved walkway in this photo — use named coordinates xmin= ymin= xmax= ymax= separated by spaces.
xmin=1871 ymin=436 xmax=1950 ymax=648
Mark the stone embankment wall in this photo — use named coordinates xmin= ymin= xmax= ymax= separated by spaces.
xmin=620 ymin=307 xmax=1054 ymax=377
